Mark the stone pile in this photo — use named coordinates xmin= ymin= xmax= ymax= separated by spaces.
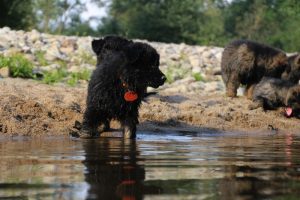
xmin=0 ymin=27 xmax=225 ymax=93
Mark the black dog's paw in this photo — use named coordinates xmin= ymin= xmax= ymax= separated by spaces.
xmin=123 ymin=124 xmax=137 ymax=139
xmin=69 ymin=120 xmax=99 ymax=139
xmin=78 ymin=129 xmax=100 ymax=139
xmin=73 ymin=120 xmax=82 ymax=130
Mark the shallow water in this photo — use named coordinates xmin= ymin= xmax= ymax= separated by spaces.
xmin=0 ymin=131 xmax=300 ymax=200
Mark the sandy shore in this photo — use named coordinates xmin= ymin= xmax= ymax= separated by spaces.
xmin=0 ymin=78 xmax=299 ymax=137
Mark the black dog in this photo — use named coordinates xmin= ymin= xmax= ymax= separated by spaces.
xmin=249 ymin=77 xmax=300 ymax=118
xmin=80 ymin=36 xmax=166 ymax=139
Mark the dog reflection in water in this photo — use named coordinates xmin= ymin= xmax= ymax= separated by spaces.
xmin=82 ymin=139 xmax=162 ymax=199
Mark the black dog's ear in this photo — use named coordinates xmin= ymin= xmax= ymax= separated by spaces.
xmin=126 ymin=44 xmax=141 ymax=63
xmin=92 ymin=39 xmax=105 ymax=55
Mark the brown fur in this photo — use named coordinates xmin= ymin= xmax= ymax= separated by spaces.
xmin=249 ymin=77 xmax=300 ymax=118
xmin=281 ymin=53 xmax=300 ymax=84
xmin=221 ymin=40 xmax=288 ymax=97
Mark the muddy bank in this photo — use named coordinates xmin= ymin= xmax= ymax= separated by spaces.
xmin=0 ymin=78 xmax=299 ymax=136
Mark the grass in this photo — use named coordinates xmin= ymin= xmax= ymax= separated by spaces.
xmin=192 ymin=72 xmax=205 ymax=82
xmin=42 ymin=67 xmax=68 ymax=84
xmin=42 ymin=67 xmax=91 ymax=86
xmin=0 ymin=53 xmax=92 ymax=86
xmin=0 ymin=54 xmax=35 ymax=78
xmin=66 ymin=69 xmax=91 ymax=86
xmin=73 ymin=51 xmax=97 ymax=66
xmin=163 ymin=64 xmax=190 ymax=84
xmin=34 ymin=50 xmax=48 ymax=66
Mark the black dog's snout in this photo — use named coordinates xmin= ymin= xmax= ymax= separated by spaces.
xmin=161 ymin=75 xmax=167 ymax=83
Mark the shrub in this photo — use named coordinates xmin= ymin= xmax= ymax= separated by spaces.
xmin=34 ymin=50 xmax=48 ymax=66
xmin=0 ymin=54 xmax=35 ymax=78
xmin=163 ymin=64 xmax=189 ymax=84
xmin=67 ymin=69 xmax=91 ymax=86
xmin=42 ymin=67 xmax=68 ymax=84
xmin=192 ymin=72 xmax=204 ymax=82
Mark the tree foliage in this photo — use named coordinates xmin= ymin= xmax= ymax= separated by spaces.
xmin=1 ymin=0 xmax=300 ymax=51
xmin=98 ymin=0 xmax=227 ymax=45
xmin=0 ymin=0 xmax=35 ymax=30
xmin=98 ymin=0 xmax=300 ymax=51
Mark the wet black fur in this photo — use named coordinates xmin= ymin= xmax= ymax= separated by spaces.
xmin=81 ymin=36 xmax=166 ymax=138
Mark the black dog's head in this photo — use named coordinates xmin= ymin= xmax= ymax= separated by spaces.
xmin=92 ymin=36 xmax=133 ymax=62
xmin=92 ymin=36 xmax=166 ymax=92
xmin=120 ymin=42 xmax=166 ymax=90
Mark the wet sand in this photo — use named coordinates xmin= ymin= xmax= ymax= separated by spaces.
xmin=0 ymin=78 xmax=299 ymax=136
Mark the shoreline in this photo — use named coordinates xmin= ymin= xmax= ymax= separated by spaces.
xmin=1 ymin=78 xmax=299 ymax=137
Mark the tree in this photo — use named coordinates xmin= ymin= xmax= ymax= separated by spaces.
xmin=33 ymin=0 xmax=92 ymax=35
xmin=223 ymin=0 xmax=300 ymax=51
xmin=0 ymin=0 xmax=35 ymax=30
xmin=98 ymin=0 xmax=227 ymax=45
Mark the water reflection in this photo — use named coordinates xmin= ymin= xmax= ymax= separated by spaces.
xmin=82 ymin=139 xmax=161 ymax=199
xmin=0 ymin=132 xmax=299 ymax=199
xmin=0 ymin=137 xmax=88 ymax=199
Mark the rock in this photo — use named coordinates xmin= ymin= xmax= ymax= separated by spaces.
xmin=0 ymin=27 xmax=10 ymax=34
xmin=60 ymin=38 xmax=78 ymax=54
xmin=28 ymin=29 xmax=41 ymax=43
xmin=204 ymin=81 xmax=224 ymax=93
xmin=192 ymin=66 xmax=202 ymax=74
xmin=45 ymin=44 xmax=65 ymax=61
xmin=0 ymin=35 xmax=10 ymax=50
xmin=0 ymin=67 xmax=9 ymax=78
xmin=0 ymin=27 xmax=233 ymax=94
xmin=189 ymin=55 xmax=202 ymax=68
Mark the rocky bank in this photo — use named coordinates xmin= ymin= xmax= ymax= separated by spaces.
xmin=0 ymin=27 xmax=224 ymax=94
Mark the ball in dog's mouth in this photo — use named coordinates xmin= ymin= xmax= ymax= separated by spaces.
xmin=285 ymin=107 xmax=293 ymax=117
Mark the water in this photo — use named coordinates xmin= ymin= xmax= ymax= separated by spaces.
xmin=0 ymin=131 xmax=300 ymax=200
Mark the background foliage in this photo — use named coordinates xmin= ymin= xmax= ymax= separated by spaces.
xmin=1 ymin=0 xmax=300 ymax=51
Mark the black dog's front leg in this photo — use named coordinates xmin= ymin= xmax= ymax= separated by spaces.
xmin=121 ymin=117 xmax=137 ymax=139
xmin=82 ymin=107 xmax=109 ymax=138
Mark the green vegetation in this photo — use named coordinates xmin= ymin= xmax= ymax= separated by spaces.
xmin=0 ymin=0 xmax=300 ymax=49
xmin=2 ymin=0 xmax=300 ymax=50
xmin=34 ymin=50 xmax=48 ymax=66
xmin=193 ymin=73 xmax=205 ymax=82
xmin=98 ymin=0 xmax=300 ymax=52
xmin=0 ymin=54 xmax=35 ymax=78
xmin=164 ymin=64 xmax=190 ymax=84
xmin=66 ymin=69 xmax=91 ymax=86
xmin=0 ymin=0 xmax=35 ymax=30
xmin=0 ymin=53 xmax=91 ymax=86
xmin=74 ymin=51 xmax=97 ymax=66
xmin=42 ymin=67 xmax=91 ymax=86
xmin=42 ymin=67 xmax=68 ymax=84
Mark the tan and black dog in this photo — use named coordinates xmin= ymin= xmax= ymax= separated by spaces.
xmin=221 ymin=40 xmax=288 ymax=98
xmin=249 ymin=77 xmax=300 ymax=118
xmin=281 ymin=53 xmax=300 ymax=84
